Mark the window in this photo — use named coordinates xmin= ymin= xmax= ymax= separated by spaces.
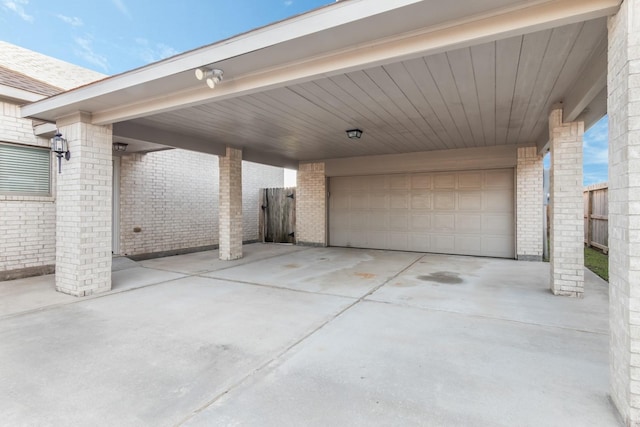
xmin=0 ymin=143 xmax=51 ymax=195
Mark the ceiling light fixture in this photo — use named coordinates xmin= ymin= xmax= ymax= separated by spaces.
xmin=195 ymin=67 xmax=224 ymax=89
xmin=113 ymin=142 xmax=128 ymax=152
xmin=346 ymin=129 xmax=363 ymax=139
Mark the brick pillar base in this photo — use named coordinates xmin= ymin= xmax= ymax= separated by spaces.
xmin=608 ymin=0 xmax=640 ymax=423
xmin=516 ymin=147 xmax=543 ymax=261
xmin=55 ymin=113 xmax=112 ymax=296
xmin=549 ymin=105 xmax=584 ymax=297
xmin=219 ymin=147 xmax=243 ymax=260
xmin=296 ymin=162 xmax=327 ymax=246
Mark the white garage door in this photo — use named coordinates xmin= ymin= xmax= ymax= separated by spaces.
xmin=329 ymin=169 xmax=514 ymax=258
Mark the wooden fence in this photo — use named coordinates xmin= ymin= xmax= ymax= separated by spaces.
xmin=259 ymin=187 xmax=296 ymax=244
xmin=583 ymin=183 xmax=608 ymax=253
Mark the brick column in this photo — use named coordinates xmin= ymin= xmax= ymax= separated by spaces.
xmin=548 ymin=105 xmax=584 ymax=297
xmin=296 ymin=162 xmax=327 ymax=246
xmin=516 ymin=146 xmax=543 ymax=261
xmin=55 ymin=113 xmax=112 ymax=296
xmin=219 ymin=147 xmax=243 ymax=260
xmin=608 ymin=0 xmax=640 ymax=423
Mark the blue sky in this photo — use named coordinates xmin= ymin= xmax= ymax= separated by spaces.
xmin=0 ymin=0 xmax=608 ymax=185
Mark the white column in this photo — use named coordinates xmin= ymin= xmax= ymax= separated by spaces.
xmin=296 ymin=162 xmax=327 ymax=246
xmin=608 ymin=0 xmax=640 ymax=423
xmin=55 ymin=113 xmax=112 ymax=296
xmin=516 ymin=146 xmax=543 ymax=261
xmin=548 ymin=105 xmax=584 ymax=297
xmin=219 ymin=147 xmax=243 ymax=260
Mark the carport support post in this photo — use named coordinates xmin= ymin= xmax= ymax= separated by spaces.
xmin=516 ymin=146 xmax=543 ymax=261
xmin=608 ymin=0 xmax=640 ymax=424
xmin=548 ymin=105 xmax=584 ymax=297
xmin=296 ymin=162 xmax=327 ymax=246
xmin=219 ymin=147 xmax=243 ymax=260
xmin=55 ymin=112 xmax=112 ymax=296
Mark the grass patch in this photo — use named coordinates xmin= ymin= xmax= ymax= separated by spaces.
xmin=584 ymin=246 xmax=608 ymax=282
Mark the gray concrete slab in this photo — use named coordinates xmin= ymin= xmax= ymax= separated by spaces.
xmin=0 ymin=274 xmax=75 ymax=317
xmin=186 ymin=300 xmax=616 ymax=427
xmin=0 ymin=246 xmax=620 ymax=426
xmin=138 ymin=243 xmax=304 ymax=275
xmin=111 ymin=266 xmax=186 ymax=292
xmin=368 ymin=254 xmax=608 ymax=333
xmin=205 ymin=247 xmax=422 ymax=298
xmin=0 ymin=276 xmax=353 ymax=426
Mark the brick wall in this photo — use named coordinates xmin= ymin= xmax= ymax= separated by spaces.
xmin=118 ymin=150 xmax=283 ymax=257
xmin=516 ymin=146 xmax=543 ymax=261
xmin=549 ymin=107 xmax=584 ymax=297
xmin=296 ymin=162 xmax=326 ymax=246
xmin=608 ymin=0 xmax=640 ymax=423
xmin=0 ymin=100 xmax=56 ymax=277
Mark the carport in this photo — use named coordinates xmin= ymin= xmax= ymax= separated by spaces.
xmin=20 ymin=0 xmax=639 ymax=423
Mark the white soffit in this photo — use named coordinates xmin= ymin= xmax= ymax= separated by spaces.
xmin=21 ymin=0 xmax=620 ymax=123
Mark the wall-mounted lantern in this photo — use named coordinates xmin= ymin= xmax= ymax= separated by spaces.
xmin=50 ymin=131 xmax=70 ymax=174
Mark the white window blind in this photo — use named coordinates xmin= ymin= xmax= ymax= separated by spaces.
xmin=0 ymin=143 xmax=51 ymax=195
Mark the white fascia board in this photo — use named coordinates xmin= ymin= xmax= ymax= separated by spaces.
xmin=0 ymin=84 xmax=45 ymax=103
xmin=33 ymin=122 xmax=57 ymax=136
xmin=21 ymin=0 xmax=423 ymax=119
xmin=90 ymin=0 xmax=620 ymax=125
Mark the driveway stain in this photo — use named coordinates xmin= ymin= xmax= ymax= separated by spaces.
xmin=355 ymin=272 xmax=376 ymax=279
xmin=417 ymin=271 xmax=464 ymax=285
xmin=283 ymin=264 xmax=299 ymax=269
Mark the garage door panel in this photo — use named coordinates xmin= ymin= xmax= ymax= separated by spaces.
xmin=484 ymin=191 xmax=513 ymax=212
xmin=483 ymin=236 xmax=514 ymax=258
xmin=369 ymin=212 xmax=388 ymax=229
xmin=435 ymin=192 xmax=455 ymax=210
xmin=455 ymin=235 xmax=483 ymax=255
xmin=485 ymin=169 xmax=513 ymax=189
xmin=455 ymin=214 xmax=482 ymax=233
xmin=368 ymin=175 xmax=388 ymax=190
xmin=434 ymin=214 xmax=455 ymax=231
xmin=458 ymin=192 xmax=482 ymax=211
xmin=329 ymin=169 xmax=514 ymax=258
xmin=390 ymin=192 xmax=410 ymax=209
xmin=434 ymin=173 xmax=456 ymax=189
xmin=370 ymin=193 xmax=389 ymax=209
xmin=483 ymin=214 xmax=512 ymax=234
xmin=332 ymin=194 xmax=350 ymax=210
xmin=411 ymin=193 xmax=431 ymax=209
xmin=409 ymin=234 xmax=431 ymax=252
xmin=388 ymin=233 xmax=409 ymax=250
xmin=411 ymin=214 xmax=431 ymax=231
xmin=389 ymin=175 xmax=410 ymax=189
xmin=433 ymin=235 xmax=455 ymax=252
xmin=350 ymin=212 xmax=369 ymax=230
xmin=368 ymin=231 xmax=388 ymax=248
xmin=458 ymin=172 xmax=483 ymax=189
xmin=411 ymin=174 xmax=432 ymax=189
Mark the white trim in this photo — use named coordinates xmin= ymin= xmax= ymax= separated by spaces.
xmin=0 ymin=84 xmax=45 ymax=103
xmin=21 ymin=0 xmax=620 ymax=124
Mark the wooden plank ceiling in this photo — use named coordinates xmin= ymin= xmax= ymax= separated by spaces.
xmin=132 ymin=18 xmax=606 ymax=162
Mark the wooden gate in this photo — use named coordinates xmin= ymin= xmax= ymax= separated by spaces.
xmin=259 ymin=187 xmax=296 ymax=243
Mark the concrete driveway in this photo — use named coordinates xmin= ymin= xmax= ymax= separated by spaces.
xmin=0 ymin=244 xmax=619 ymax=426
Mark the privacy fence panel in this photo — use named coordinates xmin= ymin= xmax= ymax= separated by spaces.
xmin=259 ymin=187 xmax=296 ymax=244
xmin=583 ymin=183 xmax=608 ymax=253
